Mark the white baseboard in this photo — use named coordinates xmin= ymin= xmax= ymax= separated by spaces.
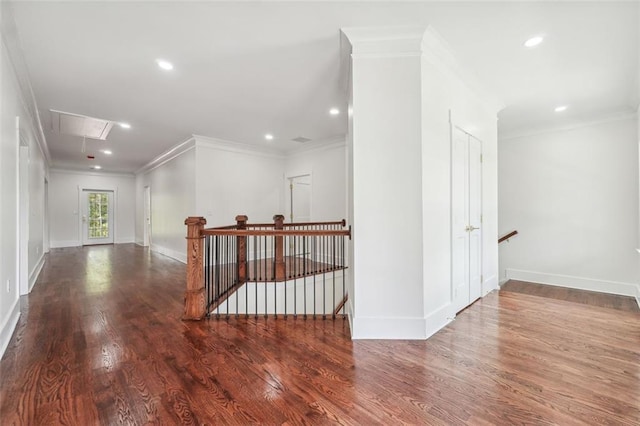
xmin=346 ymin=297 xmax=354 ymax=338
xmin=135 ymin=239 xmax=145 ymax=246
xmin=506 ymin=269 xmax=638 ymax=298
xmin=351 ymin=315 xmax=428 ymax=339
xmin=0 ymin=299 xmax=21 ymax=361
xmin=636 ymin=285 xmax=640 ymax=309
xmin=50 ymin=240 xmax=80 ymax=248
xmin=425 ymin=302 xmax=454 ymax=339
xmin=499 ymin=277 xmax=509 ymax=287
xmin=151 ymin=244 xmax=187 ymax=264
xmin=27 ymin=254 xmax=45 ymax=293
xmin=115 ymin=238 xmax=135 ymax=244
xmin=482 ymin=274 xmax=499 ymax=296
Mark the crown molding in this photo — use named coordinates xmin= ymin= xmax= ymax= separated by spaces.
xmin=1 ymin=1 xmax=52 ymax=166
xmin=500 ymin=110 xmax=637 ymax=142
xmin=421 ymin=26 xmax=504 ymax=114
xmin=194 ymin=134 xmax=286 ymax=159
xmin=49 ymin=168 xmax=135 ymax=179
xmin=341 ymin=26 xmax=426 ymax=57
xmin=135 ymin=137 xmax=196 ymax=175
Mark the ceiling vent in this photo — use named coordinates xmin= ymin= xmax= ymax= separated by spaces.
xmin=50 ymin=109 xmax=114 ymax=140
xmin=292 ymin=136 xmax=312 ymax=143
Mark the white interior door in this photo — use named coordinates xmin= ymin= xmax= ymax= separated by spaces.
xmin=143 ymin=186 xmax=151 ymax=247
xmin=451 ymin=127 xmax=482 ymax=313
xmin=289 ymin=175 xmax=311 ymax=223
xmin=82 ymin=190 xmax=114 ymax=245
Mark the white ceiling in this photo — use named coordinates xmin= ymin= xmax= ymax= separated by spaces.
xmin=10 ymin=1 xmax=639 ymax=173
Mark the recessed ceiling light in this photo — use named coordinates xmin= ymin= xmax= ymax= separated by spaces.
xmin=329 ymin=108 xmax=340 ymax=115
xmin=156 ymin=59 xmax=174 ymax=71
xmin=92 ymin=165 xmax=102 ymax=170
xmin=119 ymin=122 xmax=131 ymax=129
xmin=554 ymin=105 xmax=568 ymax=112
xmin=524 ymin=36 xmax=544 ymax=48
xmin=101 ymin=149 xmax=112 ymax=155
xmin=265 ymin=134 xmax=274 ymax=141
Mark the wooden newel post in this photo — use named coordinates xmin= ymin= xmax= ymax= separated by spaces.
xmin=183 ymin=216 xmax=207 ymax=320
xmin=273 ymin=214 xmax=285 ymax=281
xmin=236 ymin=215 xmax=248 ymax=284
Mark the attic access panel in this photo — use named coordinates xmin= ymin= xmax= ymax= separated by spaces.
xmin=50 ymin=109 xmax=114 ymax=140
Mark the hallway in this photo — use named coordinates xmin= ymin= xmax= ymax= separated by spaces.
xmin=1 ymin=245 xmax=638 ymax=424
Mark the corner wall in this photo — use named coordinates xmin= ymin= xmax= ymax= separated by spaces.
xmin=0 ymin=1 xmax=49 ymax=359
xmin=136 ymin=145 xmax=196 ymax=263
xmin=499 ymin=115 xmax=639 ymax=298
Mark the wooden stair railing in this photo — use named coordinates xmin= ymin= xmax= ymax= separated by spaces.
xmin=498 ymin=230 xmax=518 ymax=244
xmin=184 ymin=214 xmax=351 ymax=320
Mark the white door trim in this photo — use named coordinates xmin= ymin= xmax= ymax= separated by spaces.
xmin=78 ymin=186 xmax=118 ymax=245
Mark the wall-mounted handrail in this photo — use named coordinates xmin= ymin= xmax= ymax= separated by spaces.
xmin=498 ymin=230 xmax=518 ymax=244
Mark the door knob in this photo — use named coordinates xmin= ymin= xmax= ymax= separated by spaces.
xmin=466 ymin=225 xmax=480 ymax=232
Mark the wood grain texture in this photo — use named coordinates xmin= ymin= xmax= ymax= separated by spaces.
xmin=1 ymin=244 xmax=639 ymax=424
xmin=502 ymin=279 xmax=640 ymax=312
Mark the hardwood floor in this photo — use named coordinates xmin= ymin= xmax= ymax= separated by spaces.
xmin=501 ymin=280 xmax=640 ymax=312
xmin=1 ymin=244 xmax=639 ymax=424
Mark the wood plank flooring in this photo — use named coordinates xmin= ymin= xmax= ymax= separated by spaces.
xmin=501 ymin=279 xmax=640 ymax=312
xmin=1 ymin=244 xmax=639 ymax=424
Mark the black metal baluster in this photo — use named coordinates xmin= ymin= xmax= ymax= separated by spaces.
xmin=332 ymin=235 xmax=336 ymax=320
xmin=215 ymin=235 xmax=220 ymax=319
xmin=254 ymin=235 xmax=258 ymax=319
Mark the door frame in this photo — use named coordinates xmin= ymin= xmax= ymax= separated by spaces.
xmin=78 ymin=186 xmax=118 ymax=245
xmin=284 ymin=171 xmax=312 ymax=223
xmin=450 ymin=120 xmax=484 ymax=312
xmin=143 ymin=185 xmax=151 ymax=247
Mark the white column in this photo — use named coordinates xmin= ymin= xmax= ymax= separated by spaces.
xmin=343 ymin=27 xmax=428 ymax=339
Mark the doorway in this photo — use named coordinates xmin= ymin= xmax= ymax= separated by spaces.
xmin=81 ymin=190 xmax=114 ymax=245
xmin=143 ymin=186 xmax=152 ymax=247
xmin=451 ymin=126 xmax=483 ymax=313
xmin=288 ymin=174 xmax=311 ymax=223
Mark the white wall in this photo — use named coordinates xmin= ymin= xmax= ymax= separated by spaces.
xmin=499 ymin=116 xmax=639 ymax=297
xmin=0 ymin=1 xmax=49 ymax=359
xmin=49 ymin=170 xmax=136 ymax=247
xmin=194 ymin=137 xmax=285 ymax=226
xmin=284 ymin=141 xmax=347 ymax=222
xmin=421 ymin=32 xmax=500 ymax=334
xmin=343 ymin=26 xmax=500 ymax=339
xmin=136 ymin=146 xmax=196 ymax=263
xmin=24 ymin=119 xmax=46 ymax=291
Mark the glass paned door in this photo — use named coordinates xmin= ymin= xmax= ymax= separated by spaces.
xmin=82 ymin=190 xmax=114 ymax=245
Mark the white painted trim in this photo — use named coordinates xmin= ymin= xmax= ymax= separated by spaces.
xmin=50 ymin=168 xmax=134 ymax=179
xmin=287 ymin=137 xmax=346 ymax=157
xmin=351 ymin=316 xmax=428 ymax=340
xmin=482 ymin=274 xmax=499 ymax=296
xmin=78 ymin=187 xmax=117 ymax=246
xmin=27 ymin=254 xmax=45 ymax=294
xmin=50 ymin=240 xmax=80 ymax=248
xmin=506 ymin=269 xmax=638 ymax=298
xmin=194 ymin=135 xmax=285 ymax=159
xmin=135 ymin=137 xmax=196 ymax=175
xmin=135 ymin=239 xmax=145 ymax=246
xmin=151 ymin=244 xmax=187 ymax=264
xmin=500 ymin=110 xmax=637 ymax=141
xmin=341 ymin=26 xmax=427 ymax=56
xmin=0 ymin=299 xmax=21 ymax=361
xmin=499 ymin=277 xmax=510 ymax=287
xmin=636 ymin=285 xmax=640 ymax=309
xmin=346 ymin=296 xmax=354 ymax=339
xmin=115 ymin=238 xmax=135 ymax=244
xmin=421 ymin=27 xmax=503 ymax=113
xmin=425 ymin=303 xmax=454 ymax=339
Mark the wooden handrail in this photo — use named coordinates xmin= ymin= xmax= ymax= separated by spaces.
xmin=186 ymin=214 xmax=351 ymax=319
xmin=202 ymin=229 xmax=351 ymax=237
xmin=334 ymin=294 xmax=348 ymax=316
xmin=498 ymin=230 xmax=518 ymax=244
